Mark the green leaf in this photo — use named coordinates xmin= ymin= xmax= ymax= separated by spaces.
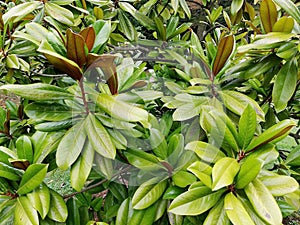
xmin=5 ymin=54 xmax=19 ymax=69
xmin=66 ymin=198 xmax=80 ymax=225
xmin=273 ymin=0 xmax=300 ymax=23
xmin=238 ymin=105 xmax=257 ymax=149
xmin=85 ymin=114 xmax=115 ymax=159
xmin=163 ymin=186 xmax=185 ymax=200
xmin=35 ymin=119 xmax=75 ymax=132
xmin=25 ymin=22 xmax=50 ymax=43
xmin=38 ymin=40 xmax=83 ymax=81
xmin=94 ymin=153 xmax=114 ymax=179
xmin=118 ymin=10 xmax=137 ymax=41
xmin=245 ymin=119 xmax=296 ymax=151
xmin=47 ymin=190 xmax=68 ymax=222
xmin=0 ymin=146 xmax=17 ymax=165
xmin=0 ymin=162 xmax=21 ymax=181
xmin=91 ymin=93 xmax=149 ymax=124
xmin=17 ymin=164 xmax=48 ymax=195
xmin=179 ymin=0 xmax=191 ymax=18
xmin=16 ymin=136 xmax=33 ymax=163
xmin=272 ymin=59 xmax=298 ymax=112
xmin=185 ymin=141 xmax=226 ymax=164
xmin=70 ymin=140 xmax=94 ymax=191
xmin=2 ymin=2 xmax=42 ymax=24
xmin=273 ymin=16 xmax=294 ymax=32
xmin=0 ymin=83 xmax=74 ymax=101
xmin=56 ymin=120 xmax=87 ymax=170
xmin=260 ymin=0 xmax=277 ymax=33
xmin=14 ymin=196 xmax=39 ymax=225
xmin=235 ymin=158 xmax=262 ymax=189
xmin=116 ymin=198 xmax=130 ymax=225
xmin=27 ymin=184 xmax=51 ymax=219
xmin=132 ymin=178 xmax=167 ymax=209
xmin=224 ymin=193 xmax=255 ymax=225
xmin=231 ymin=0 xmax=244 ymax=15
xmin=45 ymin=2 xmax=74 ymax=26
xmin=220 ymin=90 xmax=265 ymax=122
xmin=168 ymin=186 xmax=225 ymax=215
xmin=203 ymin=199 xmax=230 ymax=225
xmin=245 ymin=179 xmax=282 ymax=225
xmin=259 ymin=171 xmax=299 ymax=196
xmin=188 ymin=161 xmax=212 ymax=188
xmin=172 ymin=171 xmax=197 ymax=188
xmin=212 ymin=157 xmax=240 ymax=191
xmin=285 ymin=145 xmax=300 ymax=166
xmin=91 ymin=20 xmax=111 ymax=53
xmin=171 ymin=0 xmax=179 ymax=14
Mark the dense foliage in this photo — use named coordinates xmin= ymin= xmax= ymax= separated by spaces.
xmin=0 ymin=0 xmax=299 ymax=224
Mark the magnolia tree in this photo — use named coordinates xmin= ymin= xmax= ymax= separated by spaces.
xmin=0 ymin=0 xmax=299 ymax=224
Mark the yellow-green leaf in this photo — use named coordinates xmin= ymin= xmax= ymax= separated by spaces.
xmin=45 ymin=2 xmax=74 ymax=26
xmin=14 ymin=196 xmax=39 ymax=225
xmin=273 ymin=16 xmax=294 ymax=32
xmin=260 ymin=0 xmax=277 ymax=33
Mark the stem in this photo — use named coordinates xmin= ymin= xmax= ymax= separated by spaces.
xmin=63 ymin=165 xmax=131 ymax=200
xmin=79 ymin=79 xmax=90 ymax=114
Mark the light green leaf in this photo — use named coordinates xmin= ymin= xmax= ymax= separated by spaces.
xmin=172 ymin=171 xmax=197 ymax=188
xmin=0 ymin=83 xmax=74 ymax=101
xmin=25 ymin=22 xmax=49 ymax=43
xmin=231 ymin=0 xmax=244 ymax=15
xmin=168 ymin=186 xmax=225 ymax=215
xmin=2 ymin=2 xmax=42 ymax=24
xmin=212 ymin=157 xmax=240 ymax=191
xmin=273 ymin=0 xmax=300 ymax=23
xmin=27 ymin=184 xmax=51 ymax=219
xmin=17 ymin=164 xmax=48 ymax=195
xmin=0 ymin=146 xmax=17 ymax=165
xmin=188 ymin=161 xmax=212 ymax=188
xmin=93 ymin=153 xmax=114 ymax=179
xmin=16 ymin=136 xmax=33 ymax=163
xmin=235 ymin=158 xmax=262 ymax=189
xmin=204 ymin=199 xmax=230 ymax=225
xmin=70 ymin=140 xmax=95 ymax=191
xmin=273 ymin=16 xmax=294 ymax=33
xmin=47 ymin=190 xmax=68 ymax=222
xmin=245 ymin=179 xmax=282 ymax=225
xmin=6 ymin=54 xmax=19 ymax=69
xmin=259 ymin=171 xmax=299 ymax=196
xmin=118 ymin=10 xmax=137 ymax=41
xmin=245 ymin=119 xmax=296 ymax=152
xmin=285 ymin=145 xmax=300 ymax=166
xmin=179 ymin=0 xmax=191 ymax=18
xmin=171 ymin=0 xmax=179 ymax=14
xmin=185 ymin=141 xmax=226 ymax=164
xmin=116 ymin=198 xmax=131 ymax=225
xmin=272 ymin=59 xmax=298 ymax=112
xmin=85 ymin=114 xmax=115 ymax=159
xmin=45 ymin=2 xmax=74 ymax=26
xmin=56 ymin=120 xmax=87 ymax=170
xmin=132 ymin=178 xmax=167 ymax=209
xmin=0 ymin=162 xmax=21 ymax=181
xmin=14 ymin=196 xmax=39 ymax=225
xmin=224 ymin=193 xmax=255 ymax=225
xmin=238 ymin=105 xmax=257 ymax=149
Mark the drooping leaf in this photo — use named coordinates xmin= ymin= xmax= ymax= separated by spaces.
xmin=0 ymin=83 xmax=74 ymax=101
xmin=14 ymin=196 xmax=39 ymax=225
xmin=272 ymin=59 xmax=298 ymax=112
xmin=56 ymin=119 xmax=87 ymax=170
xmin=224 ymin=193 xmax=255 ymax=225
xmin=212 ymin=35 xmax=234 ymax=76
xmin=47 ymin=190 xmax=68 ymax=222
xmin=85 ymin=114 xmax=115 ymax=159
xmin=273 ymin=16 xmax=294 ymax=32
xmin=70 ymin=139 xmax=95 ymax=191
xmin=168 ymin=186 xmax=225 ymax=215
xmin=80 ymin=27 xmax=96 ymax=52
xmin=27 ymin=184 xmax=51 ymax=219
xmin=66 ymin=29 xmax=87 ymax=68
xmin=245 ymin=179 xmax=282 ymax=225
xmin=212 ymin=157 xmax=240 ymax=191
xmin=17 ymin=164 xmax=48 ymax=195
xmin=132 ymin=178 xmax=168 ymax=209
xmin=260 ymin=0 xmax=277 ymax=33
xmin=238 ymin=104 xmax=257 ymax=149
xmin=38 ymin=40 xmax=83 ymax=81
xmin=245 ymin=119 xmax=296 ymax=152
xmin=273 ymin=0 xmax=300 ymax=23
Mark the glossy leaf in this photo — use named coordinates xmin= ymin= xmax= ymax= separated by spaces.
xmin=245 ymin=119 xmax=296 ymax=151
xmin=272 ymin=59 xmax=298 ymax=112
xmin=66 ymin=29 xmax=86 ymax=68
xmin=231 ymin=0 xmax=244 ymax=15
xmin=16 ymin=136 xmax=33 ymax=163
xmin=132 ymin=178 xmax=167 ymax=209
xmin=238 ymin=105 xmax=257 ymax=149
xmin=27 ymin=184 xmax=51 ymax=219
xmin=260 ymin=0 xmax=277 ymax=33
xmin=38 ymin=40 xmax=83 ymax=81
xmin=116 ymin=198 xmax=131 ymax=225
xmin=224 ymin=193 xmax=255 ymax=225
xmin=168 ymin=186 xmax=225 ymax=215
xmin=35 ymin=119 xmax=75 ymax=132
xmin=45 ymin=2 xmax=74 ymax=26
xmin=204 ymin=199 xmax=230 ymax=225
xmin=172 ymin=171 xmax=197 ymax=188
xmin=212 ymin=35 xmax=234 ymax=76
xmin=80 ymin=27 xmax=96 ymax=52
xmin=17 ymin=164 xmax=48 ymax=195
xmin=0 ymin=162 xmax=21 ymax=181
xmin=235 ymin=158 xmax=262 ymax=189
xmin=0 ymin=83 xmax=74 ymax=101
xmin=273 ymin=0 xmax=300 ymax=23
xmin=212 ymin=157 xmax=240 ymax=191
xmin=285 ymin=145 xmax=300 ymax=166
xmin=14 ymin=196 xmax=39 ymax=225
xmin=273 ymin=16 xmax=294 ymax=32
xmin=71 ymin=139 xmax=95 ymax=191
xmin=188 ymin=161 xmax=212 ymax=188
xmin=118 ymin=10 xmax=137 ymax=41
xmin=56 ymin=119 xmax=87 ymax=170
xmin=47 ymin=190 xmax=68 ymax=222
xmin=245 ymin=179 xmax=282 ymax=225
xmin=66 ymin=198 xmax=80 ymax=225
xmin=179 ymin=0 xmax=191 ymax=18
xmin=0 ymin=146 xmax=17 ymax=165
xmin=185 ymin=141 xmax=225 ymax=164
xmin=92 ymin=20 xmax=111 ymax=53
